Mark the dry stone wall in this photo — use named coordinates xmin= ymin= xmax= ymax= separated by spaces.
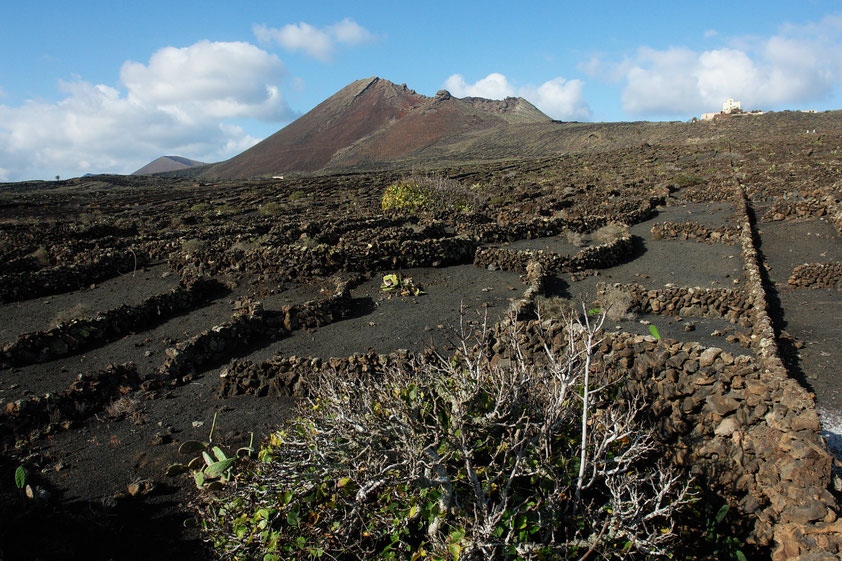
xmin=153 ymin=282 xmax=354 ymax=385
xmin=596 ymin=282 xmax=751 ymax=324
xmin=0 ymin=250 xmax=148 ymax=303
xmin=0 ymin=363 xmax=138 ymax=449
xmin=0 ymin=279 xmax=224 ymax=367
xmin=473 ymin=234 xmax=634 ymax=274
xmin=787 ymin=262 xmax=842 ymax=290
xmin=651 ymin=221 xmax=739 ymax=244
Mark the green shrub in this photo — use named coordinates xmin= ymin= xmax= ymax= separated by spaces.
xmin=191 ymin=203 xmax=214 ymax=214
xmin=381 ymin=174 xmax=476 ymax=213
xmin=181 ymin=238 xmax=206 ymax=254
xmin=673 ymin=173 xmax=704 ymax=189
xmin=381 ymin=179 xmax=432 ymax=212
xmin=199 ymin=314 xmax=692 ymax=560
xmin=259 ymin=202 xmax=285 ymax=216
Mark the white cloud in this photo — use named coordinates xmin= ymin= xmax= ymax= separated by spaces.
xmin=0 ymin=40 xmax=295 ymax=181
xmin=586 ymin=14 xmax=842 ymax=116
xmin=444 ymin=73 xmax=515 ymax=99
xmin=443 ymin=73 xmax=592 ymax=121
xmin=253 ymin=18 xmax=374 ymax=62
xmin=521 ymin=78 xmax=591 ymax=121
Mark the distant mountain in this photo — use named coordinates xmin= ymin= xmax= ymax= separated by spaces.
xmin=133 ymin=156 xmax=206 ymax=175
xmin=200 ymin=77 xmax=551 ymax=179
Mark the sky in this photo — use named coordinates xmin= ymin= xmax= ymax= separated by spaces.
xmin=2 ymin=0 xmax=842 ymax=181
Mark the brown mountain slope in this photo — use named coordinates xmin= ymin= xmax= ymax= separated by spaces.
xmin=201 ymin=77 xmax=550 ymax=179
xmin=132 ymin=156 xmax=206 ymax=175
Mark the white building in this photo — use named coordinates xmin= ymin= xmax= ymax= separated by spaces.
xmin=722 ymin=99 xmax=741 ymax=113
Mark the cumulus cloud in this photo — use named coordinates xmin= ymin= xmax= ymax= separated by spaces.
xmin=253 ymin=18 xmax=374 ymax=62
xmin=443 ymin=73 xmax=591 ymax=121
xmin=585 ymin=15 xmax=842 ymax=116
xmin=0 ymin=40 xmax=295 ymax=181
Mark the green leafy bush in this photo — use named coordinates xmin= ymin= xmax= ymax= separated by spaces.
xmin=191 ymin=202 xmax=214 ymax=214
xmin=381 ymin=174 xmax=476 ymax=213
xmin=199 ymin=313 xmax=693 ymax=560
xmin=259 ymin=201 xmax=285 ymax=216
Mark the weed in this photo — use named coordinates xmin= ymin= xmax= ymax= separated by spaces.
xmin=51 ymin=303 xmax=93 ymax=327
xmin=566 ymin=230 xmax=587 ymax=247
xmin=592 ymin=223 xmax=630 ymax=245
xmin=106 ymin=395 xmax=143 ymax=424
xmin=191 ymin=203 xmax=213 ymax=214
xmin=259 ymin=201 xmax=285 ymax=216
xmin=673 ymin=173 xmax=704 ymax=188
xmin=181 ymin=238 xmax=206 ymax=254
xmin=30 ymin=246 xmax=50 ymax=267
xmin=535 ymin=295 xmax=574 ymax=318
xmin=600 ymin=285 xmax=635 ymax=322
xmin=288 ymin=190 xmax=307 ymax=201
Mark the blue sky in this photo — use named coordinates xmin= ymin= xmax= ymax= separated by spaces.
xmin=2 ymin=0 xmax=842 ymax=181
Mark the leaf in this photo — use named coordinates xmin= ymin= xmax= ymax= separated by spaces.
xmin=202 ymin=451 xmax=214 ymax=467
xmin=193 ymin=471 xmax=205 ymax=488
xmin=14 ymin=466 xmax=25 ymax=489
xmin=649 ymin=324 xmax=661 ymax=340
xmin=715 ymin=503 xmax=729 ymax=524
xmin=287 ymin=509 xmax=301 ymax=528
xmin=735 ymin=551 xmax=747 ymax=561
xmin=204 ymin=457 xmax=236 ymax=478
xmin=178 ymin=440 xmax=208 ymax=455
xmin=212 ymin=446 xmax=228 ymax=462
xmin=337 ymin=477 xmax=351 ymax=488
xmin=165 ymin=463 xmax=188 ymax=477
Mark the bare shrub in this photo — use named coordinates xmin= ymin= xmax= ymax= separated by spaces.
xmin=106 ymin=395 xmax=143 ymax=424
xmin=51 ymin=303 xmax=93 ymax=327
xmin=592 ymin=223 xmax=630 ymax=245
xmin=181 ymin=238 xmax=206 ymax=254
xmin=30 ymin=246 xmax=51 ymax=267
xmin=200 ymin=310 xmax=693 ymax=560
xmin=535 ymin=295 xmax=574 ymax=319
xmin=601 ymin=285 xmax=636 ymax=321
xmin=227 ymin=239 xmax=258 ymax=253
xmin=565 ymin=230 xmax=587 ymax=247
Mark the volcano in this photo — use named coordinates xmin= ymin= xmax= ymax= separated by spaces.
xmin=201 ymin=77 xmax=551 ymax=179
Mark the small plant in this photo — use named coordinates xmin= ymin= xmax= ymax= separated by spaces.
xmin=30 ymin=246 xmax=50 ymax=267
xmin=191 ymin=202 xmax=213 ymax=214
xmin=600 ymin=285 xmax=635 ymax=321
xmin=167 ymin=412 xmax=254 ymax=491
xmin=380 ymin=273 xmax=425 ymax=296
xmin=181 ymin=238 xmax=206 ymax=254
xmin=51 ymin=303 xmax=93 ymax=327
xmin=649 ymin=324 xmax=661 ymax=340
xmin=259 ymin=201 xmax=285 ymax=215
xmin=673 ymin=172 xmax=704 ymax=188
xmin=288 ymin=190 xmax=307 ymax=201
xmin=566 ymin=230 xmax=587 ymax=247
xmin=535 ymin=295 xmax=574 ymax=318
xmin=592 ymin=223 xmax=630 ymax=245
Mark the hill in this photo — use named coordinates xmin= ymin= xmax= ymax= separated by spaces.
xmin=200 ymin=77 xmax=550 ymax=179
xmin=133 ymin=156 xmax=207 ymax=175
